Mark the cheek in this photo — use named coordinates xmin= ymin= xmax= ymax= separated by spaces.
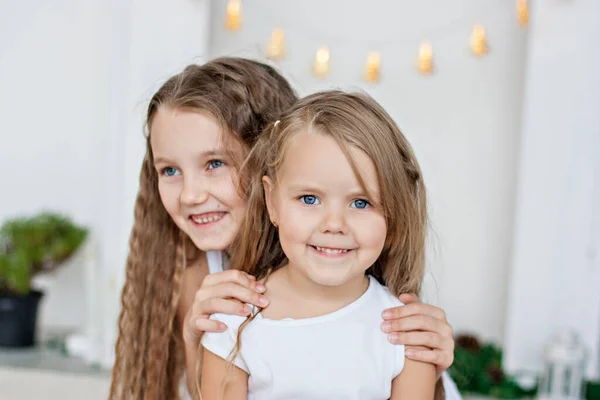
xmin=214 ymin=173 xmax=246 ymax=213
xmin=276 ymin=203 xmax=310 ymax=246
xmin=158 ymin=181 xmax=179 ymax=216
xmin=356 ymin=215 xmax=387 ymax=250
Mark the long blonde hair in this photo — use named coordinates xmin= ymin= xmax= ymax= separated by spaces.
xmin=109 ymin=58 xmax=297 ymax=400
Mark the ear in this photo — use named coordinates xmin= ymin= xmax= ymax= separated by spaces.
xmin=262 ymin=175 xmax=278 ymax=227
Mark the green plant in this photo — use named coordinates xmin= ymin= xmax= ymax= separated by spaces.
xmin=449 ymin=334 xmax=600 ymax=399
xmin=0 ymin=212 xmax=88 ymax=295
xmin=449 ymin=334 xmax=537 ymax=399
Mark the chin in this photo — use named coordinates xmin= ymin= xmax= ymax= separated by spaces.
xmin=188 ymin=235 xmax=229 ymax=253
xmin=306 ymin=270 xmax=354 ymax=288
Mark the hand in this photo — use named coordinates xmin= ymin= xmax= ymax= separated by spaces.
xmin=381 ymin=293 xmax=454 ymax=378
xmin=183 ymin=269 xmax=269 ymax=346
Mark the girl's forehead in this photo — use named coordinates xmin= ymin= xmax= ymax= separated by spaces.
xmin=149 ymin=108 xmax=247 ymax=172
xmin=277 ymin=130 xmax=379 ymax=196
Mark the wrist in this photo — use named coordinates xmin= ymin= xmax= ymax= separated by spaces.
xmin=182 ymin=315 xmax=202 ymax=347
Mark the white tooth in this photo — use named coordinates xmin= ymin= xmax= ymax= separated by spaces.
xmin=192 ymin=214 xmax=225 ymax=224
xmin=315 ymin=246 xmax=349 ymax=254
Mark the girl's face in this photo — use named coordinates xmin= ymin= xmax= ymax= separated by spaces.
xmin=150 ymin=107 xmax=247 ymax=252
xmin=263 ymin=130 xmax=387 ymax=288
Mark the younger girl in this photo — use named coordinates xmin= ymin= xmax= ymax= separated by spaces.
xmin=201 ymin=90 xmax=436 ymax=399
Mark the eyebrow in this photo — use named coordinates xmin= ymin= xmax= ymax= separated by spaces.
xmin=153 ymin=148 xmax=226 ymax=165
xmin=286 ymin=184 xmax=326 ymax=195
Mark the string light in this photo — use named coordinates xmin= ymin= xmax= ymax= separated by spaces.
xmin=312 ymin=47 xmax=330 ymax=78
xmin=517 ymin=0 xmax=528 ymax=26
xmin=246 ymin=2 xmax=524 ymax=79
xmin=266 ymin=28 xmax=285 ymax=60
xmin=364 ymin=52 xmax=381 ymax=82
xmin=417 ymin=42 xmax=433 ymax=75
xmin=470 ymin=25 xmax=488 ymax=56
xmin=226 ymin=0 xmax=242 ymax=31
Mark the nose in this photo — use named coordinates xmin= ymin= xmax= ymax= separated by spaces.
xmin=319 ymin=205 xmax=348 ymax=235
xmin=180 ymin=175 xmax=209 ymax=206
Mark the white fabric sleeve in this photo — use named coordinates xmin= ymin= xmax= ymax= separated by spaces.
xmin=441 ymin=371 xmax=463 ymax=400
xmin=179 ymin=371 xmax=192 ymax=400
xmin=393 ymin=343 xmax=406 ymax=378
xmin=200 ymin=313 xmax=249 ymax=372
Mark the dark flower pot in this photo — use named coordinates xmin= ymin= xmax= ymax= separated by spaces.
xmin=0 ymin=290 xmax=43 ymax=347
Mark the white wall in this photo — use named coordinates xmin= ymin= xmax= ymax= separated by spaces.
xmin=208 ymin=0 xmax=528 ymax=343
xmin=503 ymin=0 xmax=600 ymax=379
xmin=0 ymin=0 xmax=211 ymax=366
xmin=101 ymin=0 xmax=212 ymax=367
xmin=0 ymin=1 xmax=114 ymax=334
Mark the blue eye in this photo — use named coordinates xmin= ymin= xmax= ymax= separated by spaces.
xmin=162 ymin=167 xmax=180 ymax=177
xmin=208 ymin=159 xmax=224 ymax=170
xmin=351 ymin=199 xmax=370 ymax=209
xmin=300 ymin=195 xmax=320 ymax=205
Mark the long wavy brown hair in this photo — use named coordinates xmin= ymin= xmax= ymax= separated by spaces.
xmin=109 ymin=57 xmax=297 ymax=400
xmin=227 ymin=91 xmax=428 ymax=368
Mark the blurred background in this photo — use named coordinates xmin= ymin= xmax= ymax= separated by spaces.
xmin=0 ymin=0 xmax=599 ymax=399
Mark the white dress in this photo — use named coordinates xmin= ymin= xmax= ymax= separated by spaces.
xmin=182 ymin=251 xmax=463 ymax=400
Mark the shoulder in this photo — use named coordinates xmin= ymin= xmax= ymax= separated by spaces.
xmin=366 ymin=277 xmax=406 ymax=377
xmin=368 ymin=276 xmax=404 ymax=309
xmin=201 ymin=313 xmax=249 ymax=371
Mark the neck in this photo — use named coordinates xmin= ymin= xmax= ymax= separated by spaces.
xmin=282 ymin=263 xmax=369 ymax=308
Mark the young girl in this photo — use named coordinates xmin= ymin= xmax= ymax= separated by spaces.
xmin=201 ymin=90 xmax=437 ymax=399
xmin=109 ymin=58 xmax=459 ymax=400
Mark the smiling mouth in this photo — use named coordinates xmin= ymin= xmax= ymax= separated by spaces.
xmin=189 ymin=212 xmax=226 ymax=225
xmin=310 ymin=245 xmax=355 ymax=256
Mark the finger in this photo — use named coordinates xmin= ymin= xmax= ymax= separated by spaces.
xmin=183 ymin=317 xmax=227 ymax=346
xmin=398 ymin=293 xmax=419 ymax=304
xmin=199 ymin=282 xmax=269 ymax=308
xmin=405 ymin=348 xmax=453 ymax=370
xmin=381 ymin=314 xmax=447 ymax=335
xmin=195 ymin=297 xmax=253 ymax=317
xmin=387 ymin=331 xmax=449 ymax=351
xmin=382 ymin=302 xmax=446 ymax=322
xmin=202 ymin=269 xmax=263 ymax=292
xmin=190 ymin=318 xmax=227 ymax=337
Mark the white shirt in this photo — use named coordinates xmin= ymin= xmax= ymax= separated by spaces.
xmin=183 ymin=251 xmax=463 ymax=400
xmin=202 ymin=275 xmax=406 ymax=400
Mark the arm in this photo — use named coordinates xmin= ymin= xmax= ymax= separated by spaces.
xmin=177 ymin=256 xmax=267 ymax=394
xmin=177 ymin=256 xmax=209 ymax=393
xmin=382 ymin=294 xmax=457 ymax=399
xmin=200 ymin=348 xmax=248 ymax=400
xmin=390 ymin=347 xmax=437 ymax=400
xmin=382 ymin=294 xmax=455 ymax=373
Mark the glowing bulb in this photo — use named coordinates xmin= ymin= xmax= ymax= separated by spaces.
xmin=313 ymin=47 xmax=330 ymax=78
xmin=266 ymin=28 xmax=285 ymax=60
xmin=226 ymin=0 xmax=241 ymax=31
xmin=418 ymin=42 xmax=433 ymax=75
xmin=364 ymin=52 xmax=381 ymax=83
xmin=517 ymin=0 xmax=528 ymax=26
xmin=470 ymin=25 xmax=488 ymax=56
